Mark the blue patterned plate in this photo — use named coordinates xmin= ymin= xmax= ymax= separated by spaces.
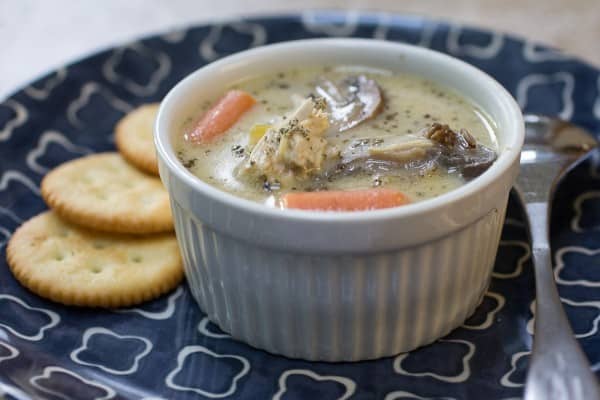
xmin=1 ymin=12 xmax=599 ymax=399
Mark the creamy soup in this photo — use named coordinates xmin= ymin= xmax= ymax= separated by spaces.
xmin=174 ymin=66 xmax=497 ymax=210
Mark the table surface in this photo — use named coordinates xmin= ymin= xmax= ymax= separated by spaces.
xmin=0 ymin=0 xmax=598 ymax=101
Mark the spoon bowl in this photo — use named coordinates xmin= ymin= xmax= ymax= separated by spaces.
xmin=520 ymin=115 xmax=596 ymax=202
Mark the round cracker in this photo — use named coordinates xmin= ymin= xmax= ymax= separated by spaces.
xmin=115 ymin=103 xmax=160 ymax=175
xmin=6 ymin=211 xmax=183 ymax=308
xmin=41 ymin=152 xmax=173 ymax=234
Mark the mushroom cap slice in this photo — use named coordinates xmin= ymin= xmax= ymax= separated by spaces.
xmin=316 ymin=75 xmax=383 ymax=132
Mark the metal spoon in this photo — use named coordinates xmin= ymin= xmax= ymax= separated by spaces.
xmin=518 ymin=114 xmax=600 ymax=399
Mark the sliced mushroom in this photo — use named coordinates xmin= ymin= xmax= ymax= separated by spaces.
xmin=441 ymin=145 xmax=497 ymax=178
xmin=315 ymin=75 xmax=383 ymax=132
xmin=320 ymin=135 xmax=440 ymax=182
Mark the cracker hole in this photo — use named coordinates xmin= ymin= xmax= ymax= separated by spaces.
xmin=90 ymin=266 xmax=103 ymax=274
xmin=130 ymin=255 xmax=143 ymax=263
xmin=92 ymin=241 xmax=108 ymax=249
xmin=54 ymin=253 xmax=65 ymax=261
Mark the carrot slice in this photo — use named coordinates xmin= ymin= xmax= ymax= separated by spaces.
xmin=281 ymin=188 xmax=409 ymax=211
xmin=188 ymin=90 xmax=256 ymax=144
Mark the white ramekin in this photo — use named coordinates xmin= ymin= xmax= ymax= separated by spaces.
xmin=155 ymin=39 xmax=524 ymax=361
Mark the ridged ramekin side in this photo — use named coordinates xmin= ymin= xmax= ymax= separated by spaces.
xmin=172 ymin=199 xmax=506 ymax=362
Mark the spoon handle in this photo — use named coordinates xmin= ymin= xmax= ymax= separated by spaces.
xmin=524 ymin=202 xmax=600 ymax=400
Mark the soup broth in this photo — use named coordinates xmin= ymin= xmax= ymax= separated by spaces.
xmin=174 ymin=66 xmax=497 ymax=210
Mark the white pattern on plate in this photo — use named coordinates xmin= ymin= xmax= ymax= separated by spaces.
xmin=372 ymin=13 xmax=437 ymax=48
xmin=461 ymin=291 xmax=506 ymax=330
xmin=0 ymin=99 xmax=27 ymax=142
xmin=416 ymin=22 xmax=437 ymax=48
xmin=384 ymin=390 xmax=455 ymax=400
xmin=30 ymin=366 xmax=116 ymax=400
xmin=0 ymin=382 xmax=31 ymax=400
xmin=67 ymin=82 xmax=132 ymax=128
xmin=0 ymin=294 xmax=60 ymax=341
xmin=516 ymin=72 xmax=575 ymax=120
xmin=500 ymin=351 xmax=530 ymax=388
xmin=70 ymin=327 xmax=153 ymax=375
xmin=0 ymin=170 xmax=40 ymax=196
xmin=531 ymin=267 xmax=600 ymax=339
xmin=116 ymin=286 xmax=183 ymax=320
xmin=560 ymin=297 xmax=600 ymax=338
xmin=103 ymin=43 xmax=171 ymax=96
xmin=531 ymin=269 xmax=600 ymax=337
xmin=492 ymin=240 xmax=531 ymax=279
xmin=273 ymin=369 xmax=356 ymax=400
xmin=24 ymin=68 xmax=68 ymax=100
xmin=161 ymin=30 xmax=187 ymax=43
xmin=198 ymin=316 xmax=230 ymax=339
xmin=0 ymin=206 xmax=24 ymax=224
xmin=26 ymin=130 xmax=92 ymax=174
xmin=166 ymin=345 xmax=250 ymax=398
xmin=199 ymin=21 xmax=267 ymax=61
xmin=0 ymin=341 xmax=19 ymax=364
xmin=446 ymin=25 xmax=504 ymax=59
xmin=571 ymin=191 xmax=600 ymax=233
xmin=0 ymin=226 xmax=11 ymax=248
xmin=300 ymin=10 xmax=359 ymax=37
xmin=522 ymin=41 xmax=571 ymax=63
xmin=393 ymin=339 xmax=475 ymax=383
xmin=526 ymin=300 xmax=535 ymax=336
xmin=554 ymin=246 xmax=600 ymax=287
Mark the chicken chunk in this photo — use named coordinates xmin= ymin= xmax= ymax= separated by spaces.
xmin=368 ymin=137 xmax=435 ymax=162
xmin=237 ymin=98 xmax=333 ymax=187
xmin=339 ymin=135 xmax=435 ymax=164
